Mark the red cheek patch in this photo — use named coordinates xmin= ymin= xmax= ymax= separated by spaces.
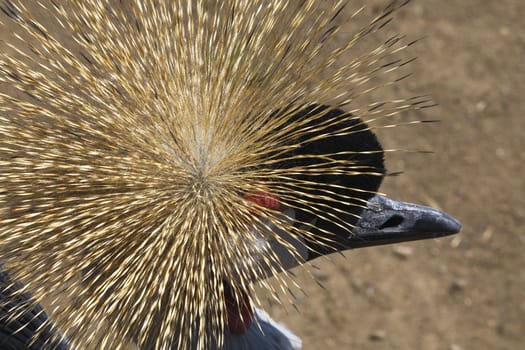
xmin=243 ymin=190 xmax=282 ymax=210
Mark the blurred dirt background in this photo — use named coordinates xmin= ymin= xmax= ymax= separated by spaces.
xmin=267 ymin=1 xmax=525 ymax=350
xmin=1 ymin=1 xmax=524 ymax=350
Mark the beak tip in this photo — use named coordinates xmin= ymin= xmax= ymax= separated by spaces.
xmin=448 ymin=216 xmax=462 ymax=234
xmin=422 ymin=210 xmax=462 ymax=237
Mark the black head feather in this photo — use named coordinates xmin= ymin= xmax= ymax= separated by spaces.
xmin=283 ymin=105 xmax=385 ymax=258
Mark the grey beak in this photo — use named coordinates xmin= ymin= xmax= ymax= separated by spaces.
xmin=348 ymin=195 xmax=461 ymax=249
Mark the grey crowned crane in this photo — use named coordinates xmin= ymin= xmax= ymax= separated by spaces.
xmin=0 ymin=0 xmax=460 ymax=349
xmin=0 ymin=106 xmax=460 ymax=349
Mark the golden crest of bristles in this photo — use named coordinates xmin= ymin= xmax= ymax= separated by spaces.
xmin=0 ymin=0 xmax=424 ymax=349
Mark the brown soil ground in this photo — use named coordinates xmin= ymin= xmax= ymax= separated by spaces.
xmin=1 ymin=1 xmax=524 ymax=350
xmin=267 ymin=1 xmax=525 ymax=350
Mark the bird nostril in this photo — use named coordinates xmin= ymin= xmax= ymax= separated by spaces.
xmin=379 ymin=215 xmax=404 ymax=229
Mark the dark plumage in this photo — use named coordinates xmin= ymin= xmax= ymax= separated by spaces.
xmin=285 ymin=105 xmax=385 ymax=258
xmin=0 ymin=270 xmax=67 ymax=350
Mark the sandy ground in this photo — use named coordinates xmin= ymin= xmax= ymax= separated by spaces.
xmin=267 ymin=1 xmax=525 ymax=350
xmin=1 ymin=1 xmax=524 ymax=350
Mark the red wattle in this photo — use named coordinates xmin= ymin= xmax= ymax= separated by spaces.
xmin=225 ymin=287 xmax=253 ymax=334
